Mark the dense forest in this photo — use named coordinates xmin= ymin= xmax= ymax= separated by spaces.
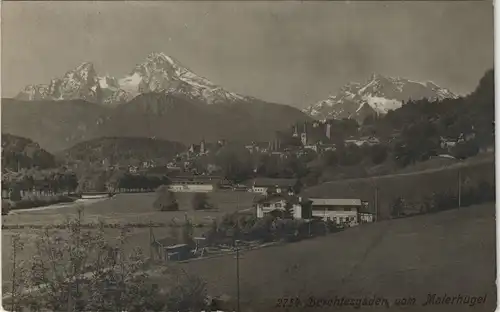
xmin=2 ymin=134 xmax=57 ymax=171
xmin=60 ymin=136 xmax=185 ymax=169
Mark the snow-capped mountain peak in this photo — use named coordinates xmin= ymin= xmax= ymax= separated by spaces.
xmin=15 ymin=52 xmax=248 ymax=105
xmin=303 ymin=73 xmax=458 ymax=122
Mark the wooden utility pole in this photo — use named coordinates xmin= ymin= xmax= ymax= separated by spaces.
xmin=374 ymin=186 xmax=379 ymax=221
xmin=458 ymin=169 xmax=462 ymax=209
xmin=236 ymin=244 xmax=241 ymax=312
xmin=11 ymin=236 xmax=18 ymax=312
xmin=149 ymin=221 xmax=153 ymax=260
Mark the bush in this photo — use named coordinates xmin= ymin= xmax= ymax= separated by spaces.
xmin=2 ymin=200 xmax=12 ymax=215
xmin=191 ymin=193 xmax=212 ymax=211
xmin=153 ymin=186 xmax=179 ymax=211
xmin=391 ymin=197 xmax=405 ymax=218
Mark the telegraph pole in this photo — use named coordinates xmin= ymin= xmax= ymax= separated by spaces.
xmin=374 ymin=186 xmax=379 ymax=221
xmin=236 ymin=243 xmax=241 ymax=312
xmin=458 ymin=169 xmax=462 ymax=209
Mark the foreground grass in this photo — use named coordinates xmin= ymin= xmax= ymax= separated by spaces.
xmin=163 ymin=202 xmax=496 ymax=311
xmin=2 ymin=191 xmax=257 ymax=287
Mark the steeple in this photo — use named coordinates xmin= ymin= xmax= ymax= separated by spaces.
xmin=200 ymin=138 xmax=206 ymax=154
xmin=292 ymin=124 xmax=298 ymax=137
xmin=326 ymin=123 xmax=331 ymax=140
xmin=301 ymin=123 xmax=308 ymax=146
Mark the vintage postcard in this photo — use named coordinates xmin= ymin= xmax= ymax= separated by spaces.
xmin=1 ymin=1 xmax=495 ymax=311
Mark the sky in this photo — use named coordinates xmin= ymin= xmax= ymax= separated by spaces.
xmin=1 ymin=1 xmax=494 ymax=108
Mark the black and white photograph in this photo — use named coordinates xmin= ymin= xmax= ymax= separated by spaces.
xmin=0 ymin=1 xmax=496 ymax=311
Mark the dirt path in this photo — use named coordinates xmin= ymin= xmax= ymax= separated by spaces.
xmin=9 ymin=197 xmax=110 ymax=214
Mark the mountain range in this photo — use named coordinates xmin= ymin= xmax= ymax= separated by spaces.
xmin=6 ymin=52 xmax=313 ymax=151
xmin=7 ymin=52 xmax=461 ymax=152
xmin=15 ymin=52 xmax=252 ymax=106
xmin=303 ymin=73 xmax=458 ymax=122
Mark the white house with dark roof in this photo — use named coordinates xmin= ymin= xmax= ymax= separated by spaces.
xmin=254 ymin=193 xmax=311 ymax=219
xmin=309 ymin=198 xmax=374 ymax=227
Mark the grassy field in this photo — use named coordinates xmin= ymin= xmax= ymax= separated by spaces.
xmin=2 ymin=191 xmax=257 ymax=289
xmin=163 ymin=202 xmax=496 ymax=312
xmin=303 ymin=155 xmax=495 ymax=219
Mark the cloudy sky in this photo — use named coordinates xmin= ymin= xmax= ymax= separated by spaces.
xmin=2 ymin=1 xmax=494 ymax=108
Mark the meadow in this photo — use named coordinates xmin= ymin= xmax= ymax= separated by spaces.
xmin=1 ymin=190 xmax=257 ymax=290
xmin=166 ymin=202 xmax=496 ymax=312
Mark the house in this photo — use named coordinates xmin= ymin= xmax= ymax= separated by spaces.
xmin=345 ymin=136 xmax=380 ymax=147
xmin=304 ymin=143 xmax=320 ymax=153
xmin=254 ymin=193 xmax=312 ymax=219
xmin=248 ymin=178 xmax=299 ymax=195
xmin=168 ymin=175 xmax=224 ymax=192
xmin=440 ymin=136 xmax=457 ymax=149
xmin=308 ymin=198 xmax=373 ymax=227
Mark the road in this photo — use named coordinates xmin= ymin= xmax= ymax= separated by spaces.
xmin=8 ymin=197 xmax=111 ymax=214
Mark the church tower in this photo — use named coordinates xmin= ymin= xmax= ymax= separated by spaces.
xmin=300 ymin=123 xmax=308 ymax=146
xmin=326 ymin=123 xmax=331 ymax=140
xmin=200 ymin=138 xmax=206 ymax=154
xmin=292 ymin=124 xmax=299 ymax=138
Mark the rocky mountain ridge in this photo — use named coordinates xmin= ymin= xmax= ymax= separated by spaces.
xmin=303 ymin=73 xmax=458 ymax=122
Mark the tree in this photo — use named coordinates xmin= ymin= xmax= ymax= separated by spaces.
xmin=153 ymin=186 xmax=179 ymax=211
xmin=205 ymin=220 xmax=219 ymax=246
xmin=451 ymin=139 xmax=480 ymax=159
xmin=214 ymin=144 xmax=253 ymax=182
xmin=191 ymin=193 xmax=212 ymax=211
xmin=321 ymin=150 xmax=339 ymax=167
xmin=391 ymin=196 xmax=405 ymax=218
xmin=369 ymin=144 xmax=388 ymax=165
xmin=11 ymin=218 xmax=208 ymax=312
xmin=283 ymin=202 xmax=294 ymax=219
xmin=181 ymin=215 xmax=195 ymax=247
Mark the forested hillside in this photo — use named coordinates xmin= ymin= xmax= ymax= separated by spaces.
xmin=1 ymin=134 xmax=57 ymax=171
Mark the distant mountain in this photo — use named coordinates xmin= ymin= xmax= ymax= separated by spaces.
xmin=303 ymin=73 xmax=458 ymax=122
xmin=9 ymin=52 xmax=311 ymax=150
xmin=16 ymin=52 xmax=254 ymax=106
xmin=2 ymin=94 xmax=311 ymax=152
xmin=1 ymin=134 xmax=57 ymax=171
xmin=60 ymin=137 xmax=185 ymax=168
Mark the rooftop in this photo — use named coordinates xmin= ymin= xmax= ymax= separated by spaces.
xmin=250 ymin=178 xmax=298 ymax=188
xmin=254 ymin=193 xmax=311 ymax=205
xmin=309 ymin=198 xmax=362 ymax=206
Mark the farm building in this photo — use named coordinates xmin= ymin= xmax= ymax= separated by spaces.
xmin=248 ymin=178 xmax=299 ymax=195
xmin=168 ymin=175 xmax=225 ymax=192
xmin=254 ymin=193 xmax=311 ymax=219
xmin=309 ymin=198 xmax=374 ymax=226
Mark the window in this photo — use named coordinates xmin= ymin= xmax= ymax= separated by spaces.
xmin=263 ymin=203 xmax=270 ymax=208
xmin=275 ymin=203 xmax=282 ymax=208
xmin=344 ymin=207 xmax=351 ymax=211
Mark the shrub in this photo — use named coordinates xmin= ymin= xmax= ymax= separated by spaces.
xmin=191 ymin=193 xmax=212 ymax=211
xmin=391 ymin=196 xmax=405 ymax=218
xmin=153 ymin=186 xmax=179 ymax=211
xmin=2 ymin=200 xmax=12 ymax=215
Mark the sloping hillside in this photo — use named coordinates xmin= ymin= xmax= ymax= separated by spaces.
xmin=1 ymin=134 xmax=57 ymax=171
xmin=302 ymin=154 xmax=494 ymax=219
xmin=1 ymin=94 xmax=311 ymax=152
xmin=164 ymin=203 xmax=495 ymax=311
xmin=60 ymin=136 xmax=185 ymax=168
xmin=1 ymin=99 xmax=110 ymax=152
